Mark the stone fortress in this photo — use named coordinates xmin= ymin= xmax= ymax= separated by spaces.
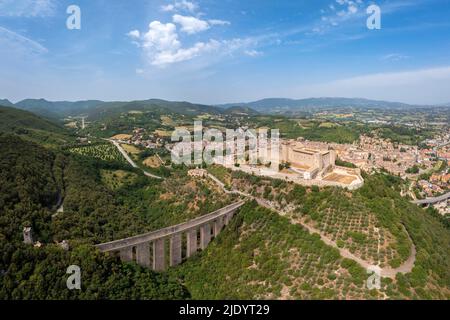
xmin=223 ymin=137 xmax=365 ymax=190
xmin=280 ymin=139 xmax=337 ymax=180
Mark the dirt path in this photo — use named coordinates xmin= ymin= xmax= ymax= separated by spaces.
xmin=207 ymin=172 xmax=416 ymax=279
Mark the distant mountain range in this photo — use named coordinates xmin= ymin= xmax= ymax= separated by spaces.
xmin=217 ymin=97 xmax=424 ymax=113
xmin=0 ymin=98 xmax=253 ymax=120
xmin=14 ymin=99 xmax=106 ymax=119
xmin=4 ymin=98 xmax=223 ymax=118
xmin=1 ymin=97 xmax=448 ymax=120
xmin=83 ymin=99 xmax=222 ymax=120
xmin=0 ymin=99 xmax=14 ymax=107
xmin=223 ymin=106 xmax=260 ymax=116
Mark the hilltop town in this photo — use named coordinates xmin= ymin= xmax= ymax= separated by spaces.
xmin=108 ymin=124 xmax=449 ymax=205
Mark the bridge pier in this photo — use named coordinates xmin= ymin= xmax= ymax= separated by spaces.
xmin=119 ymin=246 xmax=133 ymax=262
xmin=223 ymin=211 xmax=234 ymax=225
xmin=186 ymin=229 xmax=198 ymax=258
xmin=170 ymin=233 xmax=182 ymax=266
xmin=214 ymin=217 xmax=224 ymax=237
xmin=153 ymin=239 xmax=165 ymax=271
xmin=136 ymin=242 xmax=150 ymax=268
xmin=200 ymin=224 xmax=211 ymax=249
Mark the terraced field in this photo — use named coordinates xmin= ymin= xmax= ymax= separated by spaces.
xmin=172 ymin=202 xmax=385 ymax=300
xmin=301 ymin=200 xmax=409 ymax=268
xmin=67 ymin=143 xmax=127 ymax=163
xmin=206 ymin=166 xmax=411 ymax=268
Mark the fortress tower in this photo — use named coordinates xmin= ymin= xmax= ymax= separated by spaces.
xmin=23 ymin=227 xmax=33 ymax=245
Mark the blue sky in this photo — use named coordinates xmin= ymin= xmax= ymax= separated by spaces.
xmin=1 ymin=0 xmax=450 ymax=104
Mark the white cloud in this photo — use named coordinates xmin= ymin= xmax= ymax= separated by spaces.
xmin=127 ymin=30 xmax=140 ymax=39
xmin=244 ymin=49 xmax=263 ymax=57
xmin=160 ymin=1 xmax=197 ymax=13
xmin=161 ymin=4 xmax=175 ymax=12
xmin=130 ymin=21 xmax=212 ymax=67
xmin=313 ymin=0 xmax=365 ymax=31
xmin=142 ymin=21 xmax=181 ymax=53
xmin=129 ymin=7 xmax=247 ymax=68
xmin=129 ymin=20 xmax=256 ymax=68
xmin=0 ymin=0 xmax=56 ymax=17
xmin=297 ymin=66 xmax=450 ymax=104
xmin=172 ymin=14 xmax=209 ymax=34
xmin=0 ymin=26 xmax=48 ymax=54
xmin=333 ymin=67 xmax=450 ymax=87
xmin=380 ymin=53 xmax=410 ymax=62
xmin=208 ymin=19 xmax=231 ymax=26
xmin=153 ymin=39 xmax=221 ymax=66
xmin=348 ymin=5 xmax=358 ymax=14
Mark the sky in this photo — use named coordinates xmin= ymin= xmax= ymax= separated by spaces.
xmin=1 ymin=0 xmax=450 ymax=105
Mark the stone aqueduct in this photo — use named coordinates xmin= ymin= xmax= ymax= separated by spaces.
xmin=95 ymin=201 xmax=245 ymax=271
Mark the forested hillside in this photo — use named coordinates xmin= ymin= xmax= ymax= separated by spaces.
xmin=189 ymin=168 xmax=450 ymax=299
xmin=0 ymin=130 xmax=237 ymax=299
xmin=0 ymin=134 xmax=59 ymax=243
xmin=171 ymin=202 xmax=371 ymax=299
xmin=15 ymin=99 xmax=103 ymax=119
xmin=0 ymin=106 xmax=74 ymax=147
xmin=12 ymin=98 xmax=223 ymax=120
xmin=0 ymin=134 xmax=188 ymax=299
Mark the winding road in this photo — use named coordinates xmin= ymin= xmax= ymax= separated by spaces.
xmin=412 ymin=191 xmax=450 ymax=205
xmin=207 ymin=172 xmax=416 ymax=279
xmin=107 ymin=139 xmax=163 ymax=180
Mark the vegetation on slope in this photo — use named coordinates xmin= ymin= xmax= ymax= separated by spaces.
xmin=0 ymin=106 xmax=74 ymax=147
xmin=249 ymin=117 xmax=363 ymax=143
xmin=0 ymin=134 xmax=188 ymax=299
xmin=171 ymin=201 xmax=373 ymax=300
xmin=67 ymin=143 xmax=128 ymax=164
xmin=358 ymin=174 xmax=450 ymax=299
xmin=201 ymin=166 xmax=449 ymax=299
xmin=377 ymin=126 xmax=435 ymax=145
xmin=0 ymin=243 xmax=188 ymax=299
xmin=0 ymin=106 xmax=448 ymax=300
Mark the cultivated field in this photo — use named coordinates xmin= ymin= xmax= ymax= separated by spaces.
xmin=160 ymin=115 xmax=175 ymax=126
xmin=68 ymin=143 xmax=126 ymax=163
xmin=143 ymin=155 xmax=163 ymax=168
xmin=111 ymin=134 xmax=132 ymax=140
xmin=154 ymin=129 xmax=172 ymax=137
xmin=120 ymin=143 xmax=140 ymax=154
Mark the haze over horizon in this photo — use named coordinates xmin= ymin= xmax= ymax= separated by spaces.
xmin=1 ymin=0 xmax=450 ymax=105
xmin=2 ymin=95 xmax=449 ymax=107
